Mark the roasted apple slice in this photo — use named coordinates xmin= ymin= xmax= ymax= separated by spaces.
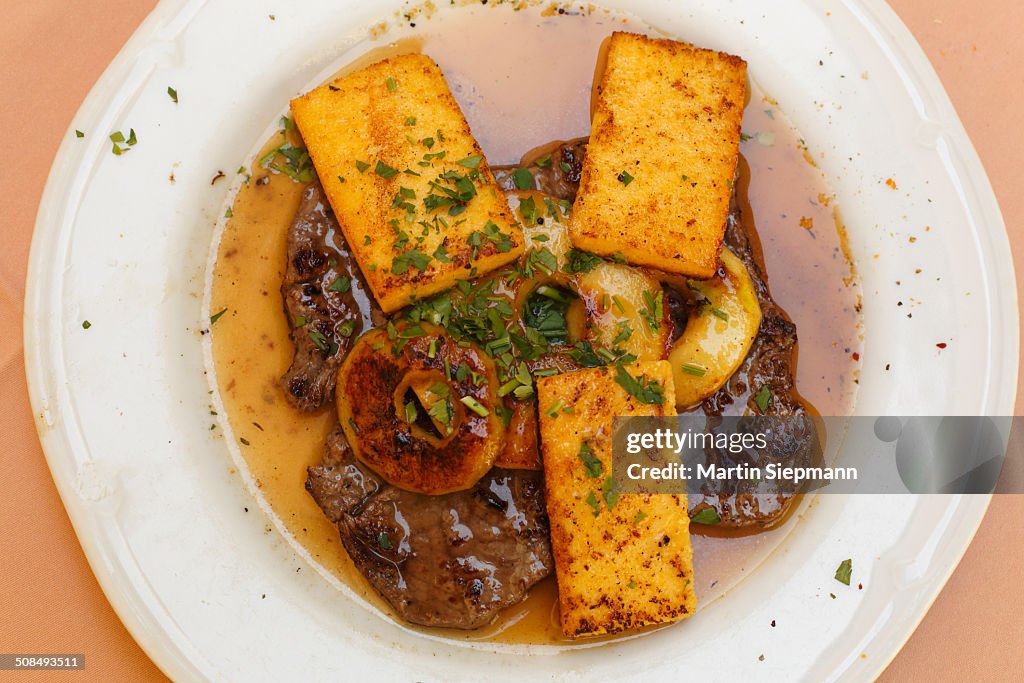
xmin=573 ymin=261 xmax=670 ymax=361
xmin=668 ymin=247 xmax=761 ymax=409
xmin=336 ymin=322 xmax=505 ymax=494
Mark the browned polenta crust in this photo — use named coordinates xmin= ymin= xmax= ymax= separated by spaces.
xmin=536 ymin=362 xmax=696 ymax=637
xmin=569 ymin=32 xmax=746 ymax=279
xmin=291 ymin=54 xmax=523 ymax=313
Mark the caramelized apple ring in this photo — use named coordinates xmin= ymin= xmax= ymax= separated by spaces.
xmin=336 ymin=322 xmax=505 ymax=494
xmin=666 ymin=247 xmax=762 ymax=409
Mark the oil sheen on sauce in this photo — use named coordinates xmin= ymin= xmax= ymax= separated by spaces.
xmin=208 ymin=3 xmax=861 ymax=647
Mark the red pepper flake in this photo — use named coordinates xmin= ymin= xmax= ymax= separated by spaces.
xmin=858 ymin=583 xmax=863 ymax=590
xmin=936 ymin=342 xmax=947 ymax=349
xmin=851 ymin=352 xmax=860 ymax=361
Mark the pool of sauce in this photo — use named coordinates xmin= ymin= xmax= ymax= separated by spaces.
xmin=208 ymin=3 xmax=861 ymax=647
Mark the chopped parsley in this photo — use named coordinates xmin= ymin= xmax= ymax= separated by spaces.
xmin=632 ymin=510 xmax=648 ymax=525
xmin=374 ymin=160 xmax=400 ymax=179
xmin=691 ymin=507 xmax=721 ymax=525
xmin=460 ymin=395 xmax=490 ymax=417
xmin=355 ymin=160 xmax=370 ymax=173
xmin=565 ymin=249 xmax=602 ymax=274
xmin=577 ymin=442 xmax=604 ymax=478
xmin=613 ymin=364 xmax=666 ymax=404
xmin=585 ymin=490 xmax=601 ymax=517
xmin=617 ymin=170 xmax=634 ymax=186
xmin=535 ymin=154 xmax=552 ymax=168
xmin=75 ymin=129 xmax=84 ymax=138
xmin=81 ymin=320 xmax=92 ymax=329
xmin=834 ymin=559 xmax=853 ymax=586
xmin=261 ymin=143 xmax=314 ymax=182
xmin=109 ymin=128 xmax=138 ymax=155
xmin=612 ymin=321 xmax=633 ymax=346
xmin=682 ymin=363 xmax=707 ymax=377
xmin=391 ymin=248 xmax=430 ymax=275
xmin=467 ymin=220 xmax=514 ymax=257
xmin=308 ymin=329 xmax=334 ymax=354
xmin=754 ymin=386 xmax=774 ymax=412
xmin=518 ymin=196 xmax=539 ymax=224
xmin=523 ymin=286 xmax=573 ymax=343
xmin=512 ymin=167 xmax=534 ymax=190
xmin=543 ymin=398 xmax=565 ymax=418
xmin=328 ymin=276 xmax=351 ymax=293
xmin=639 ymin=290 xmax=663 ymax=331
xmin=424 ymin=168 xmax=478 ymax=216
xmin=167 ymin=86 xmax=178 ymax=103
xmin=427 ymin=395 xmax=453 ymax=431
xmin=602 ymin=476 xmax=620 ymax=510
xmin=385 ymin=76 xmax=397 ymax=92
xmin=377 ymin=531 xmax=394 ymax=550
xmin=210 ymin=308 xmax=228 ymax=324
xmin=455 ymin=155 xmax=483 ymax=168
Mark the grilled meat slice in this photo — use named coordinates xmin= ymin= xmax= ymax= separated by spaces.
xmin=306 ymin=426 xmax=553 ymax=629
xmin=280 ymin=182 xmax=380 ymax=411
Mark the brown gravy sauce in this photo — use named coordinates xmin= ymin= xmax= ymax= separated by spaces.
xmin=208 ymin=3 xmax=860 ymax=647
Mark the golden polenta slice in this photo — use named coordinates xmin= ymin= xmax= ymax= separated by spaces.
xmin=291 ymin=54 xmax=523 ymax=313
xmin=536 ymin=361 xmax=695 ymax=638
xmin=569 ymin=32 xmax=747 ymax=278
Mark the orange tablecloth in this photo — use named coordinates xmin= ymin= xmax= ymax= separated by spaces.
xmin=1 ymin=1 xmax=1021 ymax=680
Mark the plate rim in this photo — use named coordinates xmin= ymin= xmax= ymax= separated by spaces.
xmin=23 ymin=0 xmax=1018 ymax=680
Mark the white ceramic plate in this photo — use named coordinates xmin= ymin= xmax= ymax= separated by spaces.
xmin=25 ymin=0 xmax=1017 ymax=681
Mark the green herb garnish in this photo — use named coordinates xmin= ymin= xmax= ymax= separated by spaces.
xmin=602 ymin=476 xmax=620 ymax=510
xmin=455 ymin=155 xmax=483 ymax=168
xmin=543 ymin=398 xmax=565 ymax=418
xmin=754 ymin=386 xmax=774 ymax=412
xmin=210 ymin=308 xmax=228 ymax=324
xmin=374 ymin=160 xmax=400 ymax=179
xmin=512 ymin=167 xmax=534 ymax=190
xmin=691 ymin=507 xmax=721 ymax=525
xmin=460 ymin=395 xmax=490 ymax=417
xmin=564 ymin=249 xmax=602 ymax=274
xmin=613 ymin=364 xmax=666 ymax=405
xmin=612 ymin=321 xmax=633 ymax=345
xmin=834 ymin=559 xmax=853 ymax=586
xmin=391 ymin=248 xmax=431 ymax=275
xmin=167 ymin=86 xmax=178 ymax=103
xmin=639 ymin=290 xmax=663 ymax=331
xmin=328 ymin=276 xmax=351 ymax=293
xmin=577 ymin=442 xmax=604 ymax=479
